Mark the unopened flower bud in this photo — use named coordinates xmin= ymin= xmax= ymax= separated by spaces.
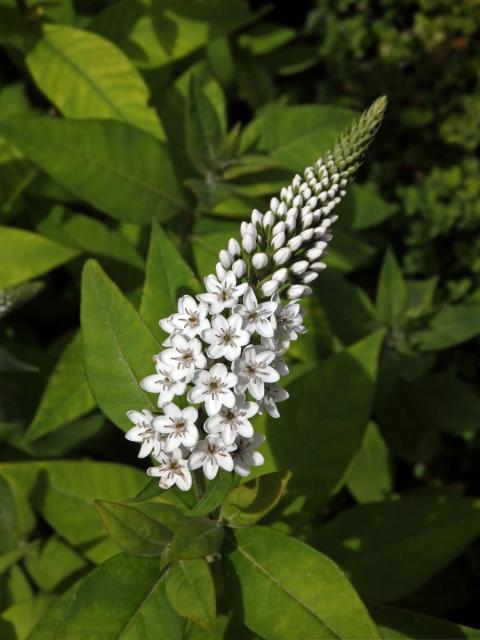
xmin=287 ymin=284 xmax=312 ymax=299
xmin=287 ymin=235 xmax=302 ymax=252
xmin=292 ymin=195 xmax=303 ymax=207
xmin=270 ymin=197 xmax=280 ymax=213
xmin=252 ymin=252 xmax=268 ymax=270
xmin=310 ymin=261 xmax=327 ymax=273
xmin=228 ymin=238 xmax=241 ymax=257
xmin=242 ymin=234 xmax=256 ymax=253
xmin=232 ymin=259 xmax=246 ymax=278
xmin=273 ymin=247 xmax=291 ymax=265
xmin=261 ymin=279 xmax=279 ymax=296
xmin=219 ymin=249 xmax=232 ymax=268
xmin=263 ymin=211 xmax=274 ymax=228
xmin=306 ymin=247 xmax=323 ymax=261
xmin=251 ymin=209 xmax=263 ymax=226
xmin=272 ymin=268 xmax=288 ymax=283
xmin=291 ymin=260 xmax=309 ymax=275
xmin=272 ymin=221 xmax=285 ymax=236
xmin=277 ymin=202 xmax=287 ymax=217
xmin=302 ymin=271 xmax=318 ymax=284
xmin=271 ymin=232 xmax=286 ymax=251
xmin=215 ymin=263 xmax=227 ymax=279
xmin=301 ymin=228 xmax=314 ymax=242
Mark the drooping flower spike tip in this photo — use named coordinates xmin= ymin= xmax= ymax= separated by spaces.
xmin=126 ymin=97 xmax=387 ymax=490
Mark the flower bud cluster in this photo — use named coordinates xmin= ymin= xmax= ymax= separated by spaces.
xmin=125 ymin=98 xmax=386 ymax=490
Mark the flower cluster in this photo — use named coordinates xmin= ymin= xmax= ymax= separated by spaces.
xmin=125 ymin=97 xmax=386 ymax=491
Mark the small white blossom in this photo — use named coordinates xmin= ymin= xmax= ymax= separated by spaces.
xmin=204 ymin=394 xmax=258 ymax=445
xmin=189 ymin=436 xmax=236 ymax=480
xmin=259 ymin=383 xmax=289 ymax=419
xmin=147 ymin=448 xmax=192 ymax=491
xmin=198 ymin=271 xmax=248 ymax=314
xmin=125 ymin=410 xmax=161 ymax=458
xmin=233 ymin=433 xmax=265 ymax=477
xmin=169 ymin=296 xmax=210 ymax=339
xmin=153 ymin=403 xmax=199 ymax=453
xmin=188 ymin=363 xmax=238 ymax=416
xmin=233 ymin=345 xmax=280 ymax=400
xmin=275 ymin=299 xmax=307 ymax=344
xmin=235 ymin=287 xmax=277 ymax=338
xmin=159 ymin=334 xmax=206 ymax=382
xmin=202 ymin=313 xmax=250 ymax=361
xmin=141 ymin=361 xmax=187 ymax=406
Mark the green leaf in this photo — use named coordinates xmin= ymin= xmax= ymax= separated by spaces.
xmin=405 ymin=277 xmax=438 ymax=320
xmin=186 ymin=78 xmax=224 ymax=174
xmin=55 ymin=553 xmax=184 ymax=640
xmin=267 ymin=330 xmax=384 ymax=505
xmin=27 ymin=583 xmax=82 ymax=640
xmin=166 ymin=559 xmax=216 ymax=630
xmin=81 ymin=259 xmax=160 ymax=431
xmin=96 ymin=500 xmax=172 ymax=557
xmin=0 ymin=226 xmax=77 ymax=288
xmin=168 ymin=518 xmax=224 ymax=562
xmin=0 ymin=542 xmax=37 ymax=577
xmin=346 ymin=422 xmax=392 ymax=503
xmin=0 ymin=595 xmax=56 ymax=640
xmin=314 ymin=492 xmax=480 ymax=602
xmin=26 ymin=24 xmax=164 ymax=140
xmin=225 ymin=526 xmax=380 ymax=639
xmin=192 ymin=218 xmax=238 ymax=277
xmin=26 ymin=331 xmax=96 ymax=442
xmin=376 ymin=249 xmax=407 ymax=326
xmin=241 ymin=104 xmax=356 ymax=171
xmin=413 ymin=303 xmax=480 ymax=350
xmin=0 ymin=118 xmax=184 ymax=224
xmin=140 ymin=222 xmax=201 ymax=341
xmin=220 ymin=471 xmax=291 ymax=527
xmin=24 ymin=536 xmax=87 ymax=592
xmin=0 ymin=472 xmax=36 ymax=553
xmin=370 ymin=604 xmax=480 ymax=639
xmin=188 ymin=471 xmax=234 ymax=518
xmin=337 ymin=183 xmax=397 ymax=230
xmin=0 ymin=460 xmax=145 ymax=546
xmin=326 ymin=228 xmax=376 ymax=273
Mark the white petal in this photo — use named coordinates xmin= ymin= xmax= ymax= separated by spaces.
xmin=138 ymin=440 xmax=153 ymax=458
xmin=204 ymin=458 xmax=219 ymax=480
xmin=205 ymin=395 xmax=222 ymax=416
xmin=175 ymin=469 xmax=192 ymax=491
xmin=217 ymin=452 xmax=234 ymax=472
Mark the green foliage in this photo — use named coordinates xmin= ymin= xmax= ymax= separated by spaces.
xmin=1 ymin=0 xmax=480 ymax=637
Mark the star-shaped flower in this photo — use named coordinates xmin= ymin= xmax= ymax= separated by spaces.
xmin=235 ymin=287 xmax=277 ymax=337
xmin=147 ymin=448 xmax=192 ymax=491
xmin=204 ymin=394 xmax=258 ymax=445
xmin=170 ymin=295 xmax=210 ymax=339
xmin=189 ymin=436 xmax=236 ymax=480
xmin=197 ymin=271 xmax=248 ymax=314
xmin=233 ymin=345 xmax=280 ymax=400
xmin=124 ymin=409 xmax=161 ymax=458
xmin=140 ymin=361 xmax=187 ymax=406
xmin=187 ymin=363 xmax=238 ymax=416
xmin=232 ymin=433 xmax=265 ymax=477
xmin=159 ymin=334 xmax=206 ymax=382
xmin=153 ymin=403 xmax=199 ymax=453
xmin=274 ymin=299 xmax=307 ymax=346
xmin=259 ymin=383 xmax=289 ymax=419
xmin=202 ymin=313 xmax=250 ymax=361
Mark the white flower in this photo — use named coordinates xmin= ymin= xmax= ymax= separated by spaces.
xmin=204 ymin=394 xmax=258 ymax=446
xmin=233 ymin=433 xmax=265 ymax=477
xmin=188 ymin=363 xmax=238 ymax=416
xmin=159 ymin=334 xmax=206 ymax=382
xmin=197 ymin=271 xmax=248 ymax=314
xmin=235 ymin=287 xmax=277 ymax=338
xmin=125 ymin=409 xmax=161 ymax=458
xmin=259 ymin=383 xmax=289 ymax=419
xmin=147 ymin=448 xmax=192 ymax=491
xmin=153 ymin=403 xmax=199 ymax=453
xmin=141 ymin=361 xmax=186 ymax=406
xmin=189 ymin=436 xmax=236 ymax=480
xmin=260 ymin=338 xmax=289 ymax=376
xmin=202 ymin=313 xmax=250 ymax=361
xmin=233 ymin=345 xmax=280 ymax=400
xmin=275 ymin=299 xmax=307 ymax=344
xmin=169 ymin=296 xmax=210 ymax=339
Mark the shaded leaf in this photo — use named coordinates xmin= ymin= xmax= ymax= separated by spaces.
xmin=376 ymin=249 xmax=407 ymax=326
xmin=346 ymin=422 xmax=392 ymax=503
xmin=166 ymin=559 xmax=216 ymax=630
xmin=168 ymin=518 xmax=224 ymax=562
xmin=413 ymin=303 xmax=480 ymax=351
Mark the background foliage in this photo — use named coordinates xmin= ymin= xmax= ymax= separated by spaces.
xmin=1 ymin=0 xmax=480 ymax=638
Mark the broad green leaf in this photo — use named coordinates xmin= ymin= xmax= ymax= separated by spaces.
xmin=27 ymin=583 xmax=83 ymax=640
xmin=0 ymin=595 xmax=56 ymax=640
xmin=0 ymin=226 xmax=77 ymax=288
xmin=184 ymin=614 xmax=231 ymax=639
xmin=314 ymin=492 xmax=480 ymax=602
xmin=239 ymin=22 xmax=296 ymax=55
xmin=241 ymin=104 xmax=356 ymax=171
xmin=413 ymin=303 xmax=480 ymax=350
xmin=186 ymin=78 xmax=224 ymax=174
xmin=96 ymin=500 xmax=172 ymax=557
xmin=326 ymin=228 xmax=376 ymax=273
xmin=192 ymin=218 xmax=238 ymax=277
xmin=267 ymin=330 xmax=384 ymax=505
xmin=0 ymin=472 xmax=36 ymax=552
xmin=220 ymin=471 xmax=291 ymax=527
xmin=27 ymin=331 xmax=96 ymax=441
xmin=166 ymin=559 xmax=216 ymax=630
xmin=370 ymin=604 xmax=480 ymax=639
xmin=81 ymin=259 xmax=160 ymax=431
xmin=55 ymin=553 xmax=184 ymax=640
xmin=188 ymin=471 xmax=234 ymax=518
xmin=168 ymin=518 xmax=224 ymax=562
xmin=0 ymin=461 xmax=145 ymax=546
xmin=6 ymin=563 xmax=34 ymax=604
xmin=0 ymin=542 xmax=37 ymax=576
xmin=0 ymin=118 xmax=184 ymax=224
xmin=376 ymin=249 xmax=407 ymax=326
xmin=225 ymin=526 xmax=380 ymax=639
xmin=405 ymin=277 xmax=438 ymax=320
xmin=24 ymin=536 xmax=87 ymax=592
xmin=140 ymin=222 xmax=201 ymax=341
xmin=337 ymin=183 xmax=397 ymax=230
xmin=346 ymin=422 xmax=392 ymax=503
xmin=26 ymin=24 xmax=164 ymax=139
